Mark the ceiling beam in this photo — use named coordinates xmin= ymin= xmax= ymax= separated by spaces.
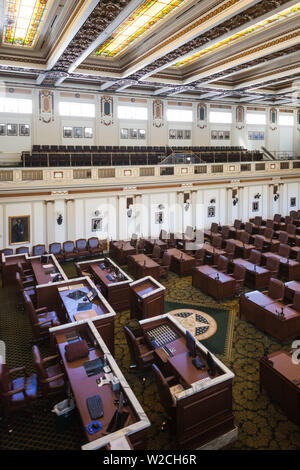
xmin=153 ymin=87 xmax=173 ymax=95
xmin=100 ymin=81 xmax=116 ymax=91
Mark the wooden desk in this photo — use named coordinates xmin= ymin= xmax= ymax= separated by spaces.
xmin=167 ymin=248 xmax=196 ymax=276
xmin=231 ymin=258 xmax=270 ymax=289
xmin=144 ymin=238 xmax=167 ymax=254
xmin=127 ymin=254 xmax=160 ymax=280
xmin=140 ymin=314 xmax=236 ymax=449
xmin=260 ymin=350 xmax=300 ymax=425
xmin=59 ymin=285 xmax=109 ymax=323
xmin=129 ymin=276 xmax=165 ymax=320
xmin=192 ymin=265 xmax=216 ymax=291
xmin=206 ymin=271 xmax=236 ymax=300
xmin=77 ymin=258 xmax=132 ymax=312
xmin=29 ymin=255 xmax=66 ymax=285
xmin=262 ymin=253 xmax=300 ymax=281
xmin=202 ymin=243 xmax=226 ymax=264
xmin=240 ymin=292 xmax=300 ymax=341
xmin=284 ymin=280 xmax=300 ymax=301
xmin=226 ymin=238 xmax=254 ymax=259
xmin=110 ymin=241 xmax=136 ymax=265
xmin=51 ymin=322 xmax=150 ymax=450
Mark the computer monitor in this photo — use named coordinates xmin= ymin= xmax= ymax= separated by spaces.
xmin=186 ymin=330 xmax=196 ymax=358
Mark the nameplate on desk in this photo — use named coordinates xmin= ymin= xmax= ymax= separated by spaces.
xmin=58 ymin=286 xmax=69 ymax=292
xmin=77 ymin=301 xmax=93 ymax=312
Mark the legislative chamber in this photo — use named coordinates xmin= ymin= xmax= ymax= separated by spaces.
xmin=0 ymin=0 xmax=300 ymax=456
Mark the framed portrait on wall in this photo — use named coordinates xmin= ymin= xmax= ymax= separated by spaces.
xmin=138 ymin=129 xmax=146 ymax=139
xmin=259 ymin=131 xmax=264 ymax=140
xmin=73 ymin=127 xmax=83 ymax=138
xmin=7 ymin=124 xmax=18 ymax=136
xmin=218 ymin=131 xmax=224 ymax=140
xmin=91 ymin=218 xmax=103 ymax=232
xmin=224 ymin=131 xmax=230 ymax=140
xmin=19 ymin=124 xmax=30 ymax=136
xmin=9 ymin=215 xmax=30 ymax=245
xmin=155 ymin=211 xmax=164 ymax=224
xmin=84 ymin=127 xmax=93 ymax=138
xmin=130 ymin=128 xmax=137 ymax=139
xmin=0 ymin=124 xmax=6 ymax=136
xmin=290 ymin=197 xmax=296 ymax=207
xmin=211 ymin=130 xmax=218 ymax=140
xmin=207 ymin=206 xmax=215 ymax=218
xmin=184 ymin=130 xmax=191 ymax=139
xmin=169 ymin=129 xmax=176 ymax=139
xmin=177 ymin=130 xmax=183 ymax=139
xmin=252 ymin=201 xmax=259 ymax=212
xmin=63 ymin=126 xmax=72 ymax=138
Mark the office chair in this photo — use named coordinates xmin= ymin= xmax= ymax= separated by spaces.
xmin=32 ymin=244 xmax=47 ymax=256
xmin=158 ymin=253 xmax=172 ymax=278
xmin=130 ymin=233 xmax=138 ymax=248
xmin=212 ymin=255 xmax=228 ymax=273
xmin=123 ymin=325 xmax=154 ymax=372
xmin=225 ymin=240 xmax=236 ymax=261
xmin=149 ymin=245 xmax=161 ymax=262
xmin=265 ymin=278 xmax=285 ymax=301
xmin=22 ymin=291 xmax=60 ymax=342
xmin=278 ymin=243 xmax=290 ymax=259
xmin=265 ymin=256 xmax=280 ymax=278
xmin=16 ymin=246 xmax=29 ymax=254
xmin=211 ymin=234 xmax=223 ymax=249
xmin=0 ymin=248 xmax=13 ymax=273
xmin=193 ymin=248 xmax=206 ymax=267
xmin=230 ymin=264 xmax=246 ymax=296
xmin=62 ymin=241 xmax=78 ymax=261
xmin=136 ymin=238 xmax=146 ymax=254
xmin=17 ymin=262 xmax=35 ymax=285
xmin=0 ymin=362 xmax=38 ymax=432
xmin=247 ymin=249 xmax=261 ymax=265
xmin=32 ymin=345 xmax=66 ymax=400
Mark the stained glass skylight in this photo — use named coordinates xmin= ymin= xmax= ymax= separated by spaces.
xmin=95 ymin=0 xmax=189 ymax=57
xmin=2 ymin=0 xmax=52 ymax=47
xmin=175 ymin=3 xmax=300 ymax=67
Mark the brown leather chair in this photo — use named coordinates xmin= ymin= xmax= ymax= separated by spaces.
xmin=286 ymin=223 xmax=296 ymax=244
xmin=211 ymin=234 xmax=222 ymax=249
xmin=213 ymin=255 xmax=228 ymax=273
xmin=230 ymin=264 xmax=246 ymax=295
xmin=124 ymin=325 xmax=154 ymax=371
xmin=130 ymin=234 xmax=138 ymax=248
xmin=17 ymin=262 xmax=34 ymax=285
xmin=245 ymin=222 xmax=254 ymax=235
xmin=16 ymin=246 xmax=29 ymax=254
xmin=15 ymin=272 xmax=36 ymax=299
xmin=62 ymin=241 xmax=78 ymax=261
xmin=278 ymin=243 xmax=290 ymax=258
xmin=0 ymin=248 xmax=13 ymax=273
xmin=254 ymin=235 xmax=264 ymax=251
xmin=278 ymin=231 xmax=289 ymax=244
xmin=49 ymin=242 xmax=64 ymax=262
xmin=267 ymin=278 xmax=285 ymax=301
xmin=291 ymin=291 xmax=300 ymax=311
xmin=88 ymin=237 xmax=103 ymax=256
xmin=221 ymin=225 xmax=230 ymax=240
xmin=32 ymin=244 xmax=47 ymax=256
xmin=32 ymin=345 xmax=65 ymax=399
xmin=240 ymin=231 xmax=250 ymax=244
xmin=225 ymin=240 xmax=235 ymax=260
xmin=23 ymin=291 xmax=60 ymax=341
xmin=149 ymin=244 xmax=161 ymax=262
xmin=158 ymin=252 xmax=172 ymax=278
xmin=259 ymin=219 xmax=274 ymax=235
xmin=250 ymin=216 xmax=262 ymax=234
xmin=229 ymin=219 xmax=243 ymax=238
xmin=0 ymin=363 xmax=38 ymax=419
xmin=204 ymin=222 xmax=219 ymax=240
xmin=265 ymin=256 xmax=280 ymax=277
xmin=168 ymin=232 xmax=176 ymax=248
xmin=248 ymin=249 xmax=261 ymax=265
xmin=193 ymin=248 xmax=206 ymax=267
xmin=152 ymin=364 xmax=177 ymax=421
xmin=75 ymin=239 xmax=90 ymax=258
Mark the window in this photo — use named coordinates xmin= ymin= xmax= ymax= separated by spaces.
xmin=279 ymin=115 xmax=294 ymax=126
xmin=59 ymin=101 xmax=95 ymax=117
xmin=0 ymin=97 xmax=32 ymax=114
xmin=246 ymin=113 xmax=266 ymax=125
xmin=117 ymin=106 xmax=148 ymax=120
xmin=166 ymin=109 xmax=193 ymax=122
xmin=209 ymin=111 xmax=232 ymax=124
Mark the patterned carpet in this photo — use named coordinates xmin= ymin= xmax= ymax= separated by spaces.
xmin=1 ymin=260 xmax=300 ymax=450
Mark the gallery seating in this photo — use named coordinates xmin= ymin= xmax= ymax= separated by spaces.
xmin=49 ymin=242 xmax=64 ymax=262
xmin=75 ymin=239 xmax=90 ymax=259
xmin=16 ymin=247 xmax=29 ymax=254
xmin=87 ymin=237 xmax=103 ymax=256
xmin=32 ymin=244 xmax=47 ymax=256
xmin=62 ymin=241 xmax=78 ymax=261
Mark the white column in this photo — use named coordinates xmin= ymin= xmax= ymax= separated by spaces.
xmin=118 ymin=195 xmax=127 ymax=240
xmin=168 ymin=192 xmax=176 ymax=235
xmin=262 ymin=184 xmax=268 ymax=220
xmin=196 ymin=189 xmax=204 ymax=230
xmin=238 ymin=187 xmax=244 ymax=220
xmin=176 ymin=191 xmax=184 ymax=233
xmin=219 ymin=188 xmax=226 ymax=226
xmin=280 ymin=183 xmax=288 ymax=216
xmin=66 ymin=199 xmax=75 ymax=240
xmin=268 ymin=185 xmax=274 ymax=218
xmin=141 ymin=194 xmax=149 ymax=238
xmin=227 ymin=188 xmax=233 ymax=225
xmin=46 ymin=201 xmax=55 ymax=246
xmin=242 ymin=186 xmax=249 ymax=222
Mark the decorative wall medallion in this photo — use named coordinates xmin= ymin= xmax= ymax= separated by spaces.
xmin=269 ymin=107 xmax=277 ymax=130
xmin=153 ymin=99 xmax=164 ymax=127
xmin=39 ymin=90 xmax=54 ymax=123
xmin=236 ymin=105 xmax=244 ymax=129
xmin=197 ymin=103 xmax=207 ymax=128
xmin=101 ymin=96 xmax=113 ymax=126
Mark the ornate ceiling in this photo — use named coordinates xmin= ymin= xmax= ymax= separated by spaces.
xmin=0 ymin=0 xmax=299 ymax=105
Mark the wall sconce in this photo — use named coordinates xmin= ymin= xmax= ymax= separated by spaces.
xmin=184 ymin=199 xmax=190 ymax=211
xmin=233 ymin=197 xmax=238 ymax=206
xmin=254 ymin=193 xmax=261 ymax=199
xmin=274 ymin=193 xmax=280 ymax=202
xmin=158 ymin=204 xmax=165 ymax=210
xmin=57 ymin=213 xmax=63 ymax=225
xmin=210 ymin=198 xmax=216 ymax=204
